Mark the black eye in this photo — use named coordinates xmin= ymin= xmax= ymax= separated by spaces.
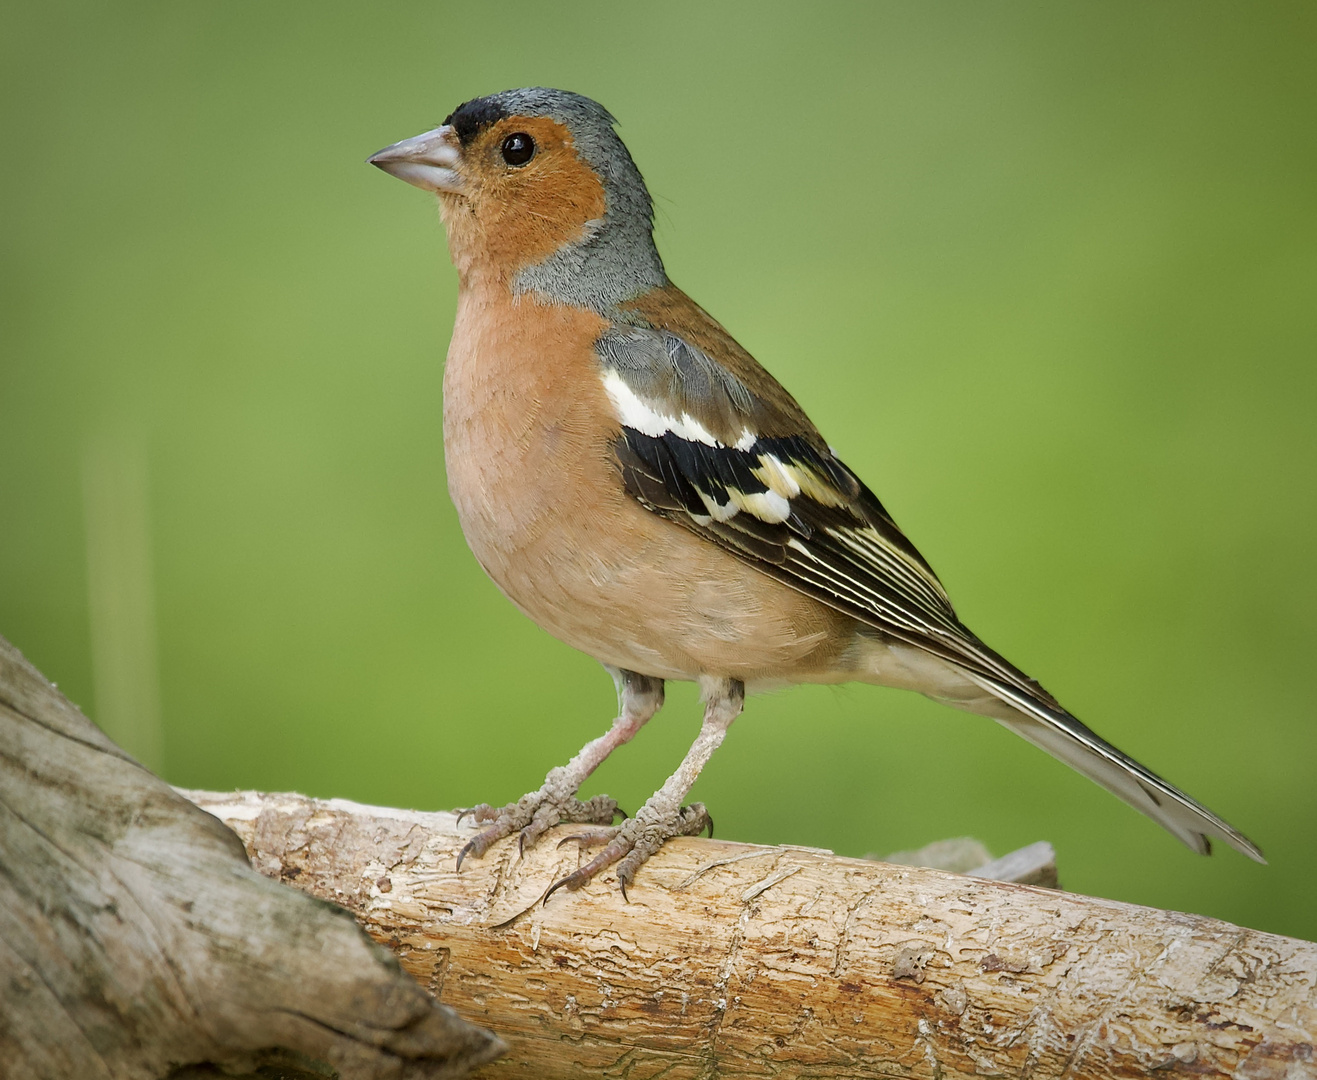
xmin=500 ymin=132 xmax=535 ymax=167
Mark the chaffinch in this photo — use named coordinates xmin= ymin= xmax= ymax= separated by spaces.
xmin=369 ymin=87 xmax=1262 ymax=897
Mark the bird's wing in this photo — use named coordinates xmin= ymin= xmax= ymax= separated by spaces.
xmin=597 ymin=301 xmax=1264 ymax=864
xmin=596 ymin=317 xmax=1047 ymax=702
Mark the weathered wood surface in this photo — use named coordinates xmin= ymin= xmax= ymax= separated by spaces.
xmin=0 ymin=634 xmax=504 ymax=1080
xmin=189 ymin=789 xmax=1317 ymax=1080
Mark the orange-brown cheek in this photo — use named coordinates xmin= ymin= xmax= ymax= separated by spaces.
xmin=449 ymin=117 xmax=608 ymax=286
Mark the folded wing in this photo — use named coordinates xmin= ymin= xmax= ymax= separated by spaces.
xmin=597 ymin=321 xmax=1263 ymax=863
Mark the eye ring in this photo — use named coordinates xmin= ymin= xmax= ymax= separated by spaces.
xmin=501 ymin=132 xmax=536 ymax=167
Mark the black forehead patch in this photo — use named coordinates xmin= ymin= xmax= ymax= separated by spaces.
xmin=444 ymin=97 xmax=510 ymax=145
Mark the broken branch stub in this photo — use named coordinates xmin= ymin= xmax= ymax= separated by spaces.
xmin=189 ymin=789 xmax=1317 ymax=1080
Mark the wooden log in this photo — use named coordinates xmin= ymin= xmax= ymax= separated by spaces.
xmin=0 ymin=634 xmax=504 ymax=1080
xmin=188 ymin=789 xmax=1317 ymax=1080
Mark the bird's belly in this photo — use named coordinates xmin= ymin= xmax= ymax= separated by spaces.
xmin=446 ymin=407 xmax=829 ymax=682
xmin=442 ymin=295 xmax=856 ymax=685
xmin=454 ymin=489 xmax=855 ymax=685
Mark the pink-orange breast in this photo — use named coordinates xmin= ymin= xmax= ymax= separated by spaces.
xmin=442 ymin=283 xmax=861 ymax=686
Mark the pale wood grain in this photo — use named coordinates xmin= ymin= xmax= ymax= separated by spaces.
xmin=187 ymin=789 xmax=1317 ymax=1080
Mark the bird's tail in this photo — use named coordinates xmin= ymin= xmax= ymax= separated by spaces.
xmin=957 ymin=669 xmax=1265 ymax=863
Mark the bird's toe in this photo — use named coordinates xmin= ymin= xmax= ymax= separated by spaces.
xmin=454 ymin=787 xmax=625 ymax=869
xmin=544 ymin=800 xmax=713 ymax=901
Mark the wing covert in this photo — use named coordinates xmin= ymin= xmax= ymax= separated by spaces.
xmin=595 ymin=307 xmax=1264 ymax=866
xmin=597 ymin=324 xmax=1049 ymax=697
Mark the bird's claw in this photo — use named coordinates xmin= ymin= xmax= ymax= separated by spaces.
xmin=455 ymin=836 xmax=480 ymax=872
xmin=544 ymin=801 xmax=712 ymax=902
xmin=452 ymin=788 xmax=624 ymax=870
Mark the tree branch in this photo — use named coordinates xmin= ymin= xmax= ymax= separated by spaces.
xmin=187 ymin=788 xmax=1317 ymax=1080
xmin=0 ymin=634 xmax=504 ymax=1080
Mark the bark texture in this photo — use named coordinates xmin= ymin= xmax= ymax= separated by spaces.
xmin=189 ymin=789 xmax=1317 ymax=1080
xmin=0 ymin=635 xmax=504 ymax=1080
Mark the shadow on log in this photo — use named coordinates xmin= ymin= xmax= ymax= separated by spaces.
xmin=0 ymin=635 xmax=504 ymax=1079
xmin=188 ymin=790 xmax=1317 ymax=1080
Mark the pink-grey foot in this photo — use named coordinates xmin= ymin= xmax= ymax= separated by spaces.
xmin=454 ymin=669 xmax=664 ymax=870
xmin=546 ymin=676 xmax=743 ymax=901
xmin=548 ymin=802 xmax=713 ymax=902
xmin=456 ymin=785 xmax=624 ymax=869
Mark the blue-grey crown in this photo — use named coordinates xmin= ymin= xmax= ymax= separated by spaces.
xmin=446 ymin=88 xmax=667 ymax=311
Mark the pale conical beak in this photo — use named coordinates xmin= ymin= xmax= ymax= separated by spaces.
xmin=368 ymin=125 xmax=463 ymax=194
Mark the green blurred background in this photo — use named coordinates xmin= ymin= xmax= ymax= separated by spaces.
xmin=3 ymin=3 xmax=1314 ymax=939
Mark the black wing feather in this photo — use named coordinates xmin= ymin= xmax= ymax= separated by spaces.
xmin=601 ymin=326 xmax=1264 ymax=863
xmin=614 ymin=422 xmax=1054 ymax=706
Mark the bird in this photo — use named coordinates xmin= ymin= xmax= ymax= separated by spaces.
xmin=368 ymin=87 xmax=1263 ymax=897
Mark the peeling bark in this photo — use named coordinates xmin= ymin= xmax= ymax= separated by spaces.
xmin=188 ymin=790 xmax=1317 ymax=1080
xmin=0 ymin=635 xmax=504 ymax=1080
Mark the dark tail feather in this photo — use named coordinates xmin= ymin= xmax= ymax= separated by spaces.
xmin=964 ymin=672 xmax=1265 ymax=863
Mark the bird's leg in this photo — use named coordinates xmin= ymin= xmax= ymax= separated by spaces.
xmin=548 ymin=676 xmax=744 ymax=900
xmin=456 ymin=669 xmax=663 ymax=868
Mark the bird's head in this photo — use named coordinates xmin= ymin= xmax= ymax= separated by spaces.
xmin=370 ymin=88 xmax=666 ymax=309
